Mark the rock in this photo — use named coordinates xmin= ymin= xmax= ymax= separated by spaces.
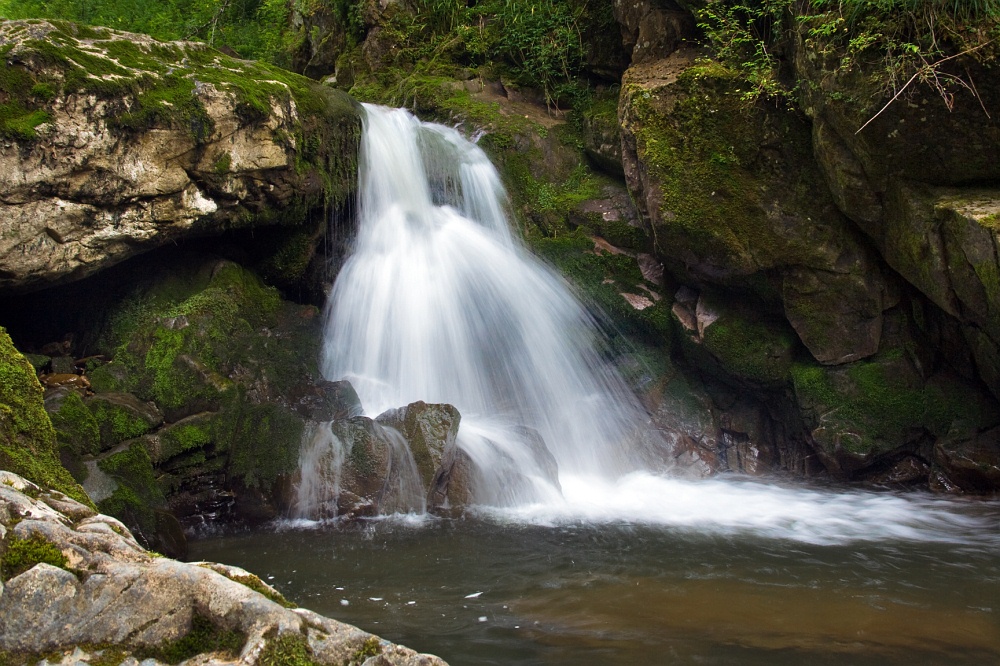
xmin=618 ymin=49 xmax=890 ymax=365
xmin=613 ymin=0 xmax=695 ymax=65
xmin=933 ymin=425 xmax=1000 ymax=493
xmin=86 ymin=393 xmax=163 ymax=450
xmin=0 ymin=470 xmax=448 ymax=665
xmin=0 ymin=20 xmax=360 ymax=295
xmin=880 ymin=185 xmax=1000 ymax=399
xmin=376 ymin=401 xmax=461 ymax=494
xmin=867 ymin=456 xmax=930 ymax=487
xmin=790 ymin=345 xmax=999 ymax=479
xmin=293 ymin=379 xmax=365 ymax=422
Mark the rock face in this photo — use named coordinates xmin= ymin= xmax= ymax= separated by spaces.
xmin=0 ymin=19 xmax=360 ymax=294
xmin=612 ymin=7 xmax=1000 ymax=491
xmin=0 ymin=470 xmax=448 ymax=666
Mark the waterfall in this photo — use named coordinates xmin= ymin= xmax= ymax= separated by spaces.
xmin=316 ymin=104 xmax=666 ymax=507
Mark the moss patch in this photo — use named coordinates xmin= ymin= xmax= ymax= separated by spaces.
xmin=96 ymin=441 xmax=165 ymax=542
xmin=258 ymin=634 xmax=315 ymax=666
xmin=216 ymin=397 xmax=304 ymax=491
xmin=791 ymin=348 xmax=999 ymax=457
xmin=136 ymin=613 xmax=245 ymax=665
xmin=50 ymin=391 xmax=100 ymax=456
xmin=1 ymin=534 xmax=68 ymax=580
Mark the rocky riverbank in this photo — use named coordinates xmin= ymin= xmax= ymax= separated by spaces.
xmin=0 ymin=470 xmax=447 ymax=666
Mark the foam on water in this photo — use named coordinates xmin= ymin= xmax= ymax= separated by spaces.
xmin=475 ymin=472 xmax=999 ymax=545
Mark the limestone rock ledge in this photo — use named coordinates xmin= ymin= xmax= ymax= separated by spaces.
xmin=0 ymin=19 xmax=360 ymax=294
xmin=0 ymin=470 xmax=447 ymax=666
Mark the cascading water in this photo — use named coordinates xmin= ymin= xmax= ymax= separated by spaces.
xmin=297 ymin=103 xmax=996 ymax=546
xmin=316 ymin=103 xmax=664 ymax=506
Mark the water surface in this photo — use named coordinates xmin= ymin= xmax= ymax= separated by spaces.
xmin=192 ymin=482 xmax=1000 ymax=666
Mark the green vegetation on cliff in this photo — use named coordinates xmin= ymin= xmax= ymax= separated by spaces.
xmin=698 ymin=0 xmax=1000 ymax=110
xmin=0 ymin=328 xmax=91 ymax=505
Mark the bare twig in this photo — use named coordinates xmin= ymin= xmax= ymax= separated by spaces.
xmin=855 ymin=41 xmax=993 ymax=134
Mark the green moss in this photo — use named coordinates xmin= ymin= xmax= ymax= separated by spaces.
xmin=136 ymin=613 xmax=245 ymax=665
xmin=50 ymin=391 xmax=101 ymax=456
xmin=791 ymin=349 xmax=999 ymax=456
xmin=97 ymin=442 xmax=165 ymax=540
xmin=258 ymin=633 xmax=317 ymax=666
xmin=531 ymin=232 xmax=670 ymax=345
xmin=621 ymin=63 xmax=824 ymax=289
xmin=1 ymin=534 xmax=68 ymax=580
xmin=0 ymin=328 xmax=92 ymax=506
xmin=350 ymin=637 xmax=383 ymax=664
xmin=213 ymin=569 xmax=296 ymax=608
xmin=212 ymin=152 xmax=232 ymax=175
xmin=217 ymin=397 xmax=303 ymax=490
xmin=88 ymin=399 xmax=154 ymax=448
xmin=702 ymin=315 xmax=797 ymax=385
xmin=111 ymin=72 xmax=213 ymax=143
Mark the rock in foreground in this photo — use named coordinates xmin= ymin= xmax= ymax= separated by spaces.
xmin=0 ymin=471 xmax=447 ymax=666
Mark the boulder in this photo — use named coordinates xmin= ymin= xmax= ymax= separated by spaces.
xmin=376 ymin=401 xmax=461 ymax=493
xmin=0 ymin=19 xmax=360 ymax=295
xmin=618 ymin=49 xmax=890 ymax=365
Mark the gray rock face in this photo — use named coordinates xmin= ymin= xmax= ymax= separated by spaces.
xmin=0 ymin=20 xmax=360 ymax=295
xmin=0 ymin=470 xmax=448 ymax=665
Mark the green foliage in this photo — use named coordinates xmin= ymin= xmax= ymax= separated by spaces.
xmin=695 ymin=0 xmax=794 ymax=103
xmin=0 ymin=0 xmax=293 ymax=63
xmin=1 ymin=534 xmax=68 ymax=580
xmin=136 ymin=614 xmax=245 ymax=665
xmin=697 ymin=0 xmax=1000 ymax=110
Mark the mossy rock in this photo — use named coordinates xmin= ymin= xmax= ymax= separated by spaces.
xmin=86 ymin=393 xmax=163 ymax=450
xmin=0 ymin=327 xmax=91 ymax=506
xmin=46 ymin=388 xmax=100 ymax=457
xmin=216 ymin=396 xmax=304 ymax=492
xmin=96 ymin=441 xmax=166 ymax=546
xmin=700 ymin=309 xmax=798 ymax=388
xmin=791 ymin=347 xmax=1000 ymax=477
xmin=376 ymin=401 xmax=460 ymax=492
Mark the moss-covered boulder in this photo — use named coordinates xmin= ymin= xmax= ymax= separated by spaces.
xmin=0 ymin=327 xmax=91 ymax=506
xmin=0 ymin=19 xmax=360 ymax=294
xmin=673 ymin=289 xmax=799 ymax=388
xmin=791 ymin=345 xmax=999 ymax=482
xmin=619 ymin=48 xmax=890 ymax=366
xmin=71 ymin=255 xmax=335 ymax=529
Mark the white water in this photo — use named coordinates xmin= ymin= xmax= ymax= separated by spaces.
xmin=309 ymin=104 xmax=1000 ymax=546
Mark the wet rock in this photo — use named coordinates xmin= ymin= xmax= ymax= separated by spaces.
xmin=867 ymin=456 xmax=930 ymax=487
xmin=933 ymin=425 xmax=1000 ymax=494
xmin=376 ymin=401 xmax=461 ymax=493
